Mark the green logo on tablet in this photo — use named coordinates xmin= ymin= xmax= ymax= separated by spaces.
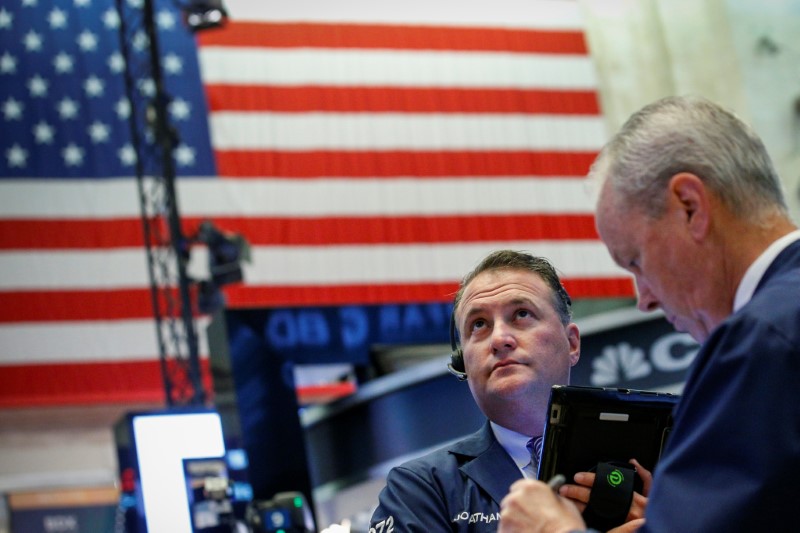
xmin=607 ymin=469 xmax=624 ymax=487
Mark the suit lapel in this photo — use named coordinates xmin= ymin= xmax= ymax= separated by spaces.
xmin=450 ymin=422 xmax=522 ymax=504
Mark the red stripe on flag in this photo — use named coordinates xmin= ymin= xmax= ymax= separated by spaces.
xmin=224 ymin=278 xmax=635 ymax=308
xmin=0 ymin=289 xmax=179 ymax=322
xmin=225 ymin=282 xmax=459 ymax=307
xmin=0 ymin=219 xmax=146 ymax=249
xmin=216 ymin=150 xmax=597 ymax=178
xmin=0 ymin=359 xmax=353 ymax=407
xmin=211 ymin=214 xmax=600 ymax=245
xmin=0 ymin=361 xmax=165 ymax=407
xmin=205 ymin=85 xmax=601 ymax=114
xmin=198 ymin=21 xmax=588 ymax=54
xmin=0 ymin=214 xmax=598 ymax=250
xmin=563 ymin=277 xmax=635 ymax=299
xmin=0 ymin=277 xmax=634 ymax=323
xmin=0 ymin=360 xmax=214 ymax=407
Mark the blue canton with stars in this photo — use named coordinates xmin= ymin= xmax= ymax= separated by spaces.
xmin=0 ymin=0 xmax=216 ymax=178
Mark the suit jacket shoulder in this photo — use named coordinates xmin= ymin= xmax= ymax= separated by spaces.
xmin=642 ymin=239 xmax=800 ymax=532
xmin=370 ymin=421 xmax=521 ymax=532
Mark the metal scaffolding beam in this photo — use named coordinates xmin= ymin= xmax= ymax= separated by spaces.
xmin=116 ymin=0 xmax=206 ymax=406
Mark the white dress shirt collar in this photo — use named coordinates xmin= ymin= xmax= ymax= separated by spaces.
xmin=733 ymin=229 xmax=800 ymax=311
xmin=490 ymin=421 xmax=535 ymax=475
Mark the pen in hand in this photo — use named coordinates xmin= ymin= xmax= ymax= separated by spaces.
xmin=547 ymin=474 xmax=566 ymax=493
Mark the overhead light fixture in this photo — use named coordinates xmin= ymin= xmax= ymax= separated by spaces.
xmin=183 ymin=0 xmax=228 ymax=32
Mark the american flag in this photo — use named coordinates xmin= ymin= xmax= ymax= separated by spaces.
xmin=0 ymin=0 xmax=632 ymax=407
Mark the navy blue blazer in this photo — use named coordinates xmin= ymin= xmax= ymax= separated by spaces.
xmin=642 ymin=238 xmax=800 ymax=532
xmin=369 ymin=421 xmax=521 ymax=532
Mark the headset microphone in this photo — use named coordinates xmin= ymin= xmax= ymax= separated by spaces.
xmin=448 ymin=311 xmax=468 ymax=381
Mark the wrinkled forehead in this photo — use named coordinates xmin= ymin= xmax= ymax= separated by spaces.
xmin=457 ymin=269 xmax=548 ymax=319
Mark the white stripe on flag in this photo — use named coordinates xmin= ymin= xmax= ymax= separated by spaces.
xmin=199 ymin=49 xmax=598 ymax=89
xmin=0 ymin=178 xmax=598 ymax=218
xmin=208 ymin=113 xmax=607 ymax=150
xmin=0 ymin=242 xmax=624 ymax=290
xmin=0 ymin=318 xmax=210 ymax=364
xmin=239 ymin=242 xmax=624 ymax=284
xmin=224 ymin=0 xmax=585 ymax=29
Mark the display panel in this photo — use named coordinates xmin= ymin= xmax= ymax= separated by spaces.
xmin=538 ymin=385 xmax=679 ymax=487
xmin=132 ymin=411 xmax=226 ymax=532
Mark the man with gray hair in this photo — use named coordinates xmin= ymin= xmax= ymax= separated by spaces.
xmin=498 ymin=95 xmax=800 ymax=532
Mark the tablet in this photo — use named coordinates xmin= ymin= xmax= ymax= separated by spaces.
xmin=537 ymin=385 xmax=679 ymax=490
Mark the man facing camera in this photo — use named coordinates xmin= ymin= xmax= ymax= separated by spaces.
xmin=369 ymin=250 xmax=581 ymax=532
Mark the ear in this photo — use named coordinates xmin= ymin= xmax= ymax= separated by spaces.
xmin=566 ymin=323 xmax=580 ymax=367
xmin=668 ymin=172 xmax=711 ymax=240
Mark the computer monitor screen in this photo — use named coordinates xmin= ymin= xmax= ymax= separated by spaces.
xmin=132 ymin=411 xmax=226 ymax=532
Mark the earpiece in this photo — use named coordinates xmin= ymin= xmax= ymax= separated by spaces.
xmin=447 ymin=311 xmax=468 ymax=381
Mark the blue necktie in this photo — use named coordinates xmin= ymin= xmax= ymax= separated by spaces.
xmin=526 ymin=435 xmax=544 ymax=475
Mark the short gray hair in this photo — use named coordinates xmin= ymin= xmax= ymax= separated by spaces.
xmin=590 ymin=95 xmax=788 ymax=224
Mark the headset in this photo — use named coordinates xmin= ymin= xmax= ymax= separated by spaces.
xmin=445 ymin=253 xmax=572 ymax=383
xmin=447 ymin=311 xmax=468 ymax=381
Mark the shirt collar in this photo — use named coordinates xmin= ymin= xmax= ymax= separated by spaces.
xmin=734 ymin=229 xmax=800 ymax=311
xmin=490 ymin=421 xmax=535 ymax=471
